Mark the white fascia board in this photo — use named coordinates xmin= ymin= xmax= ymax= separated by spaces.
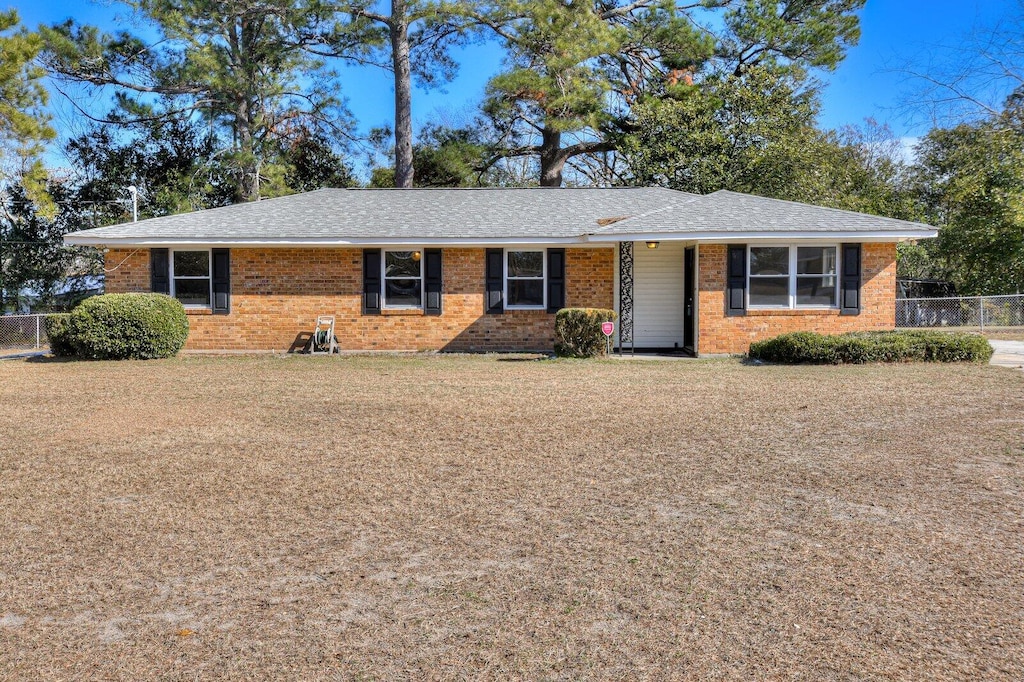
xmin=584 ymin=229 xmax=937 ymax=242
xmin=63 ymin=235 xmax=613 ymax=248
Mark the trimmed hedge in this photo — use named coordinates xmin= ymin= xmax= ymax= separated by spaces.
xmin=62 ymin=293 xmax=189 ymax=360
xmin=554 ymin=308 xmax=617 ymax=358
xmin=44 ymin=313 xmax=76 ymax=357
xmin=748 ymin=330 xmax=993 ymax=365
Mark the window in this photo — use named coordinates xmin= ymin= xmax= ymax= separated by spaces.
xmin=171 ymin=250 xmax=211 ymax=307
xmin=796 ymin=246 xmax=838 ymax=307
xmin=748 ymin=245 xmax=837 ymax=308
xmin=383 ymin=250 xmax=423 ymax=308
xmin=506 ymin=250 xmax=545 ymax=308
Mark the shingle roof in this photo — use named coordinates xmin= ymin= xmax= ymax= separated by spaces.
xmin=64 ymin=187 xmax=935 ymax=246
xmin=591 ymin=190 xmax=934 ymax=235
xmin=65 ymin=187 xmax=696 ymax=243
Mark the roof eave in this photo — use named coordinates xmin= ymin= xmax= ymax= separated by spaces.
xmin=585 ymin=229 xmax=938 ymax=242
xmin=63 ymin=235 xmax=609 ymax=248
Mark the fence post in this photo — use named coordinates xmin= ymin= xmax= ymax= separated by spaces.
xmin=36 ymin=315 xmax=41 ymax=349
xmin=978 ymin=296 xmax=985 ymax=333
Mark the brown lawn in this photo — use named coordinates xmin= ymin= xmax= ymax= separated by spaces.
xmin=1 ymin=354 xmax=1022 ymax=680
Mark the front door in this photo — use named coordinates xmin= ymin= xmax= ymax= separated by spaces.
xmin=632 ymin=241 xmax=686 ymax=350
xmin=683 ymin=246 xmax=695 ymax=355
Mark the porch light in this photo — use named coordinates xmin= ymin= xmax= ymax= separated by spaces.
xmin=646 ymin=241 xmax=660 ymax=249
xmin=412 ymin=251 xmax=422 ymax=261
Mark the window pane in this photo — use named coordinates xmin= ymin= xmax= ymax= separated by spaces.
xmin=508 ymin=251 xmax=543 ymax=277
xmin=797 ymin=247 xmax=837 ymax=275
xmin=750 ymin=247 xmax=789 ymax=275
xmin=385 ymin=279 xmax=422 ymax=306
xmin=508 ymin=279 xmax=544 ymax=307
xmin=796 ymin=276 xmax=837 ymax=306
xmin=174 ymin=278 xmax=210 ymax=306
xmin=174 ymin=251 xmax=209 ymax=277
xmin=749 ymin=276 xmax=789 ymax=306
xmin=385 ymin=251 xmax=421 ymax=278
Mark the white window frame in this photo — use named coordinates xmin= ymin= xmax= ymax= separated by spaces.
xmin=504 ymin=248 xmax=547 ymax=310
xmin=382 ymin=249 xmax=424 ymax=309
xmin=747 ymin=244 xmax=839 ymax=310
xmin=170 ymin=249 xmax=212 ymax=309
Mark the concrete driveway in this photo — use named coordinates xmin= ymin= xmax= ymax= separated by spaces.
xmin=989 ymin=340 xmax=1024 ymax=371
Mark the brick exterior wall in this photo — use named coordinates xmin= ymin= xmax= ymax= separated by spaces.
xmin=103 ymin=249 xmax=151 ymax=293
xmin=105 ymin=242 xmax=896 ymax=354
xmin=696 ymin=243 xmax=897 ymax=355
xmin=105 ymin=247 xmax=615 ymax=352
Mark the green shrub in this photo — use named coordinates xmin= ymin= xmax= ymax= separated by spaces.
xmin=44 ymin=313 xmax=76 ymax=357
xmin=748 ymin=330 xmax=992 ymax=364
xmin=65 ymin=293 xmax=189 ymax=360
xmin=554 ymin=308 xmax=617 ymax=358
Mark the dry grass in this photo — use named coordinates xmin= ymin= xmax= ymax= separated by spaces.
xmin=1 ymin=354 xmax=1023 ymax=680
xmin=985 ymin=330 xmax=1024 ymax=341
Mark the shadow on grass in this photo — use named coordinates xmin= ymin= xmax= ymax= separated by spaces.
xmin=24 ymin=354 xmax=76 ymax=363
xmin=495 ymin=355 xmax=553 ymax=362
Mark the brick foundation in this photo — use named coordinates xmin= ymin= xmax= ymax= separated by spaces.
xmin=696 ymin=243 xmax=897 ymax=355
xmin=104 ymin=247 xmax=615 ymax=352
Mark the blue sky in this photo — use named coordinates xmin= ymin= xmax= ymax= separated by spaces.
xmin=15 ymin=0 xmax=1022 ymax=149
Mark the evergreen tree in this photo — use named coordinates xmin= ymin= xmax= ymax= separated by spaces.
xmin=479 ymin=0 xmax=865 ymax=186
xmin=325 ymin=1 xmax=476 ymax=188
xmin=0 ymin=10 xmax=55 ymax=213
xmin=42 ymin=0 xmax=358 ymax=203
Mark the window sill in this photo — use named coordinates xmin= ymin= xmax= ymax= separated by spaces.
xmin=184 ymin=308 xmax=213 ymax=316
xmin=506 ymin=306 xmax=547 ymax=312
xmin=746 ymin=308 xmax=840 ymax=316
xmin=382 ymin=308 xmax=424 ymax=316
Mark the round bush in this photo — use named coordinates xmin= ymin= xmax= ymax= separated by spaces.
xmin=44 ymin=313 xmax=76 ymax=357
xmin=748 ymin=330 xmax=992 ymax=364
xmin=555 ymin=308 xmax=617 ymax=358
xmin=66 ymin=293 xmax=189 ymax=360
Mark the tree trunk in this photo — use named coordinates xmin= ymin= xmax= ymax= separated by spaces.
xmin=233 ymin=100 xmax=259 ymax=203
xmin=539 ymin=127 xmax=564 ymax=187
xmin=232 ymin=17 xmax=260 ymax=203
xmin=391 ymin=0 xmax=414 ymax=188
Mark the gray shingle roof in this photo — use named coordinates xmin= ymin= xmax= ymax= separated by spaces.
xmin=593 ymin=190 xmax=934 ymax=235
xmin=65 ymin=187 xmax=695 ymax=243
xmin=64 ymin=187 xmax=935 ymax=246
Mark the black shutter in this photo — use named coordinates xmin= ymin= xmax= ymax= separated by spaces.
xmin=211 ymin=248 xmax=230 ymax=314
xmin=485 ymin=248 xmax=504 ymax=314
xmin=547 ymin=248 xmax=565 ymax=313
xmin=363 ymin=248 xmax=382 ymax=315
xmin=424 ymin=248 xmax=443 ymax=315
xmin=840 ymin=243 xmax=862 ymax=315
xmin=150 ymin=248 xmax=170 ymax=294
xmin=726 ymin=244 xmax=746 ymax=316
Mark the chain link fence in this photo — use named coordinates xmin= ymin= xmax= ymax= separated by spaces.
xmin=0 ymin=314 xmax=51 ymax=355
xmin=896 ymin=294 xmax=1024 ymax=332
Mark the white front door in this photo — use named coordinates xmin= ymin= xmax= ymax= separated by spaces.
xmin=632 ymin=241 xmax=685 ymax=349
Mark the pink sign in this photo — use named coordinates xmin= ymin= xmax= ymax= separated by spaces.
xmin=601 ymin=321 xmax=615 ymax=336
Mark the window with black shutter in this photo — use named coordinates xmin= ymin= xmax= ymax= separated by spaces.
xmin=211 ymin=248 xmax=230 ymax=315
xmin=150 ymin=248 xmax=170 ymax=295
xmin=363 ymin=249 xmax=382 ymax=315
xmin=840 ymin=243 xmax=862 ymax=315
xmin=424 ymin=249 xmax=443 ymax=315
xmin=485 ymin=248 xmax=504 ymax=314
xmin=727 ymin=244 xmax=747 ymax=316
xmin=546 ymin=248 xmax=565 ymax=313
